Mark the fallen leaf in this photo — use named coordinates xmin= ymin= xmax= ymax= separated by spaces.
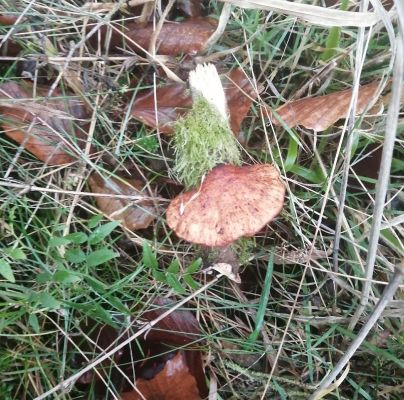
xmin=88 ymin=172 xmax=158 ymax=231
xmin=140 ymin=297 xmax=201 ymax=345
xmin=225 ymin=69 xmax=259 ymax=135
xmin=0 ymin=81 xmax=89 ymax=165
xmin=272 ymin=81 xmax=379 ymax=131
xmin=349 ymin=142 xmax=382 ymax=190
xmin=92 ymin=18 xmax=217 ymax=56
xmin=0 ymin=14 xmax=18 ymax=26
xmin=130 ymin=83 xmax=192 ymax=134
xmin=121 ymin=352 xmax=201 ymax=400
xmin=0 ymin=15 xmax=24 ymax=60
xmin=130 ymin=68 xmax=258 ymax=135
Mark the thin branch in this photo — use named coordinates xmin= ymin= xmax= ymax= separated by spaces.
xmin=205 ymin=3 xmax=232 ymax=50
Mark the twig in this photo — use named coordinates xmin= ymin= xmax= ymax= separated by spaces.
xmin=205 ymin=3 xmax=232 ymax=50
xmin=309 ymin=261 xmax=404 ymax=399
xmin=148 ymin=0 xmax=175 ymax=56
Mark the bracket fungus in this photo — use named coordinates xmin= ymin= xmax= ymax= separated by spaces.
xmin=167 ymin=164 xmax=285 ymax=247
xmin=168 ymin=63 xmax=285 ymax=247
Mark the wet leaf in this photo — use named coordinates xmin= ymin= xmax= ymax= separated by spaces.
xmin=94 ymin=18 xmax=216 ymax=56
xmin=121 ymin=352 xmax=201 ymax=400
xmin=140 ymin=297 xmax=201 ymax=346
xmin=130 ymin=68 xmax=258 ymax=135
xmin=74 ymin=321 xmax=128 ymax=386
xmin=0 ymin=81 xmax=89 ymax=165
xmin=272 ymin=82 xmax=379 ymax=131
xmin=88 ymin=172 xmax=158 ymax=231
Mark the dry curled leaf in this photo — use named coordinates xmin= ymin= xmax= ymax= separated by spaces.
xmin=167 ymin=164 xmax=285 ymax=247
xmin=130 ymin=68 xmax=258 ymax=136
xmin=121 ymin=352 xmax=201 ymax=400
xmin=272 ymin=81 xmax=379 ymax=131
xmin=0 ymin=81 xmax=89 ymax=165
xmin=88 ymin=172 xmax=158 ymax=231
xmin=92 ymin=18 xmax=216 ymax=56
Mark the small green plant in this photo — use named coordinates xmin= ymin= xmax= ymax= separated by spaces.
xmin=142 ymin=241 xmax=202 ymax=293
xmin=173 ymin=97 xmax=241 ymax=188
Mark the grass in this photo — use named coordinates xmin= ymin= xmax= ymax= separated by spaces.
xmin=0 ymin=1 xmax=403 ymax=399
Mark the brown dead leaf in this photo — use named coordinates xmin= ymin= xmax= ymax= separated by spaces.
xmin=0 ymin=14 xmax=19 ymax=26
xmin=272 ymin=81 xmax=379 ymax=131
xmin=0 ymin=15 xmax=24 ymax=58
xmin=121 ymin=352 xmax=201 ymax=400
xmin=225 ymin=69 xmax=259 ymax=135
xmin=140 ymin=297 xmax=201 ymax=345
xmin=130 ymin=68 xmax=258 ymax=135
xmin=93 ymin=18 xmax=216 ymax=56
xmin=130 ymin=84 xmax=192 ymax=134
xmin=88 ymin=172 xmax=158 ymax=231
xmin=0 ymin=81 xmax=89 ymax=165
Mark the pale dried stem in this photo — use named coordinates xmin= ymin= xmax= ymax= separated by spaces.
xmin=205 ymin=3 xmax=232 ymax=49
xmin=219 ymin=0 xmax=380 ymax=27
xmin=148 ymin=0 xmax=175 ymax=56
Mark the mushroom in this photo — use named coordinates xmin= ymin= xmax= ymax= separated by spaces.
xmin=167 ymin=163 xmax=285 ymax=247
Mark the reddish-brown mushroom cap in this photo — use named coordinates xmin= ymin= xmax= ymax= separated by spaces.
xmin=166 ymin=164 xmax=285 ymax=247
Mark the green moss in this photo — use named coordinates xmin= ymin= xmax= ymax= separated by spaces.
xmin=173 ymin=97 xmax=241 ymax=188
